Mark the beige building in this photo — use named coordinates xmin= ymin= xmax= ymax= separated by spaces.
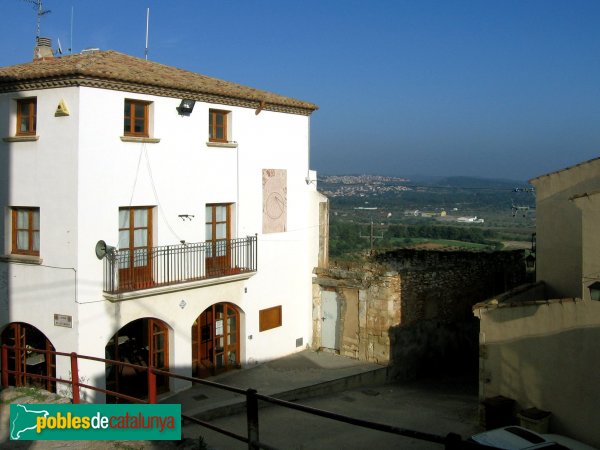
xmin=474 ymin=157 xmax=600 ymax=448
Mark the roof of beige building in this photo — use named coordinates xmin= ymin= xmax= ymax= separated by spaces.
xmin=0 ymin=50 xmax=318 ymax=116
xmin=530 ymin=156 xmax=600 ymax=183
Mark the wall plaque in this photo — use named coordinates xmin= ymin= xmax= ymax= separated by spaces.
xmin=262 ymin=169 xmax=287 ymax=233
xmin=54 ymin=314 xmax=72 ymax=328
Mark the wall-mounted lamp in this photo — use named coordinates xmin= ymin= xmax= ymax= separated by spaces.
xmin=525 ymin=254 xmax=536 ymax=270
xmin=525 ymin=232 xmax=537 ymax=271
xmin=177 ymin=99 xmax=195 ymax=115
xmin=588 ymin=282 xmax=600 ymax=301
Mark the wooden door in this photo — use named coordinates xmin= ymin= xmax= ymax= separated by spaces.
xmin=1 ymin=323 xmax=26 ymax=386
xmin=192 ymin=308 xmax=214 ymax=378
xmin=193 ymin=303 xmax=239 ymax=377
xmin=149 ymin=319 xmax=169 ymax=393
xmin=205 ymin=204 xmax=231 ymax=276
xmin=225 ymin=304 xmax=239 ymax=369
xmin=1 ymin=323 xmax=55 ymax=391
xmin=118 ymin=207 xmax=153 ymax=290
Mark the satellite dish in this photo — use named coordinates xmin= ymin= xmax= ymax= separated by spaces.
xmin=95 ymin=240 xmax=115 ymax=260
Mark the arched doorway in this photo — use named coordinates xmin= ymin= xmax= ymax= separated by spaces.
xmin=0 ymin=322 xmax=56 ymax=392
xmin=192 ymin=303 xmax=240 ymax=378
xmin=105 ymin=318 xmax=169 ymax=402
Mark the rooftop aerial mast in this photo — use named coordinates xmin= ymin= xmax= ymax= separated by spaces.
xmin=21 ymin=0 xmax=51 ymax=41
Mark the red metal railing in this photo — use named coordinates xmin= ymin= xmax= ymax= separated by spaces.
xmin=1 ymin=344 xmax=157 ymax=404
xmin=1 ymin=344 xmax=497 ymax=450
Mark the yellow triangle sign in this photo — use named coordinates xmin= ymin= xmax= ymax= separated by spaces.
xmin=55 ymin=99 xmax=70 ymax=117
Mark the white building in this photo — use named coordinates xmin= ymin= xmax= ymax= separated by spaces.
xmin=0 ymin=45 xmax=327 ymax=401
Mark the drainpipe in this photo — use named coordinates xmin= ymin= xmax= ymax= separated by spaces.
xmin=235 ymin=140 xmax=240 ymax=237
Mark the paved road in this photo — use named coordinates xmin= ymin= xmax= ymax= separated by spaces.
xmin=182 ymin=377 xmax=482 ymax=450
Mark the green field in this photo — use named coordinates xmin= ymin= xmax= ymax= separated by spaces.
xmin=386 ymin=237 xmax=497 ymax=251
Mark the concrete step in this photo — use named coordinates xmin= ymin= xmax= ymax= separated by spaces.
xmin=189 ymin=365 xmax=390 ymax=421
xmin=164 ymin=350 xmax=390 ymax=422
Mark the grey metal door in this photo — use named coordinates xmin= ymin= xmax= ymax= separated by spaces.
xmin=321 ymin=291 xmax=338 ymax=350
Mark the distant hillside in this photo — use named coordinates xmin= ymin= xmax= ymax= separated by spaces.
xmin=427 ymin=176 xmax=530 ymax=189
xmin=320 ymin=174 xmax=531 ymax=189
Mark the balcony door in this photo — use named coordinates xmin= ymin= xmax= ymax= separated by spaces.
xmin=205 ymin=204 xmax=231 ymax=276
xmin=118 ymin=207 xmax=153 ymax=290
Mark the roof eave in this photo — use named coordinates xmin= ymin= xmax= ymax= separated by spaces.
xmin=0 ymin=74 xmax=319 ymax=116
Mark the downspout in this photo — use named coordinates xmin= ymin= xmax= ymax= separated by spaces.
xmin=305 ymin=115 xmax=312 ymax=185
xmin=236 ymin=140 xmax=240 ymax=237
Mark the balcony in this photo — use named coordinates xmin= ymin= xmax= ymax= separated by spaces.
xmin=103 ymin=236 xmax=257 ymax=296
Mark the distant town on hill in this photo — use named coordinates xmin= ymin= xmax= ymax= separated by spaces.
xmin=317 ymin=174 xmax=536 ymax=257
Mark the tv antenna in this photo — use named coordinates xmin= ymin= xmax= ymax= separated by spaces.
xmin=21 ymin=0 xmax=51 ymax=41
xmin=145 ymin=7 xmax=150 ymax=60
xmin=511 ymin=186 xmax=535 ymax=218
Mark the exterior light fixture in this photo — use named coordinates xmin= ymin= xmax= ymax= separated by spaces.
xmin=525 ymin=233 xmax=537 ymax=270
xmin=177 ymin=99 xmax=195 ymax=115
xmin=588 ymin=282 xmax=600 ymax=301
xmin=525 ymin=254 xmax=536 ymax=269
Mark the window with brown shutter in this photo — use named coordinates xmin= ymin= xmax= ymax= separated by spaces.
xmin=124 ymin=99 xmax=150 ymax=137
xmin=16 ymin=98 xmax=37 ymax=136
xmin=209 ymin=109 xmax=229 ymax=142
xmin=12 ymin=207 xmax=40 ymax=256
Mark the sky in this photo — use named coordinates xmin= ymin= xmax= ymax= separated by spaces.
xmin=2 ymin=0 xmax=600 ymax=181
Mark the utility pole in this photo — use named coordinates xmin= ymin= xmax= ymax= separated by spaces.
xmin=360 ymin=218 xmax=383 ymax=255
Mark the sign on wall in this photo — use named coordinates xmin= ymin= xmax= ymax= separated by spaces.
xmin=262 ymin=169 xmax=287 ymax=234
xmin=54 ymin=314 xmax=72 ymax=328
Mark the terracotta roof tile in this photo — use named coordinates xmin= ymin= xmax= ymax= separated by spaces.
xmin=0 ymin=50 xmax=318 ymax=115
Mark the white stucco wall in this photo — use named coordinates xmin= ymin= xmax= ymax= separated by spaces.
xmin=1 ymin=83 xmax=321 ymax=396
xmin=0 ymin=87 xmax=81 ymax=382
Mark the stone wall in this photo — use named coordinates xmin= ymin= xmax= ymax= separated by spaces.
xmin=376 ymin=249 xmax=526 ymax=325
xmin=313 ymin=265 xmax=399 ymax=364
xmin=313 ymin=249 xmax=526 ymax=375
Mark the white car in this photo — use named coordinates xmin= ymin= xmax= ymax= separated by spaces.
xmin=470 ymin=426 xmax=597 ymax=450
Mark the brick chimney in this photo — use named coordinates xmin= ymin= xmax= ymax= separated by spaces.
xmin=34 ymin=36 xmax=54 ymax=60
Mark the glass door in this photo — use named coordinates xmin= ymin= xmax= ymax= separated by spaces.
xmin=226 ymin=305 xmax=238 ymax=368
xmin=118 ymin=207 xmax=153 ymax=290
xmin=193 ymin=308 xmax=215 ymax=378
xmin=0 ymin=323 xmax=56 ymax=392
xmin=193 ymin=303 xmax=239 ymax=377
xmin=149 ymin=319 xmax=169 ymax=393
xmin=214 ymin=304 xmax=225 ymax=371
xmin=205 ymin=204 xmax=231 ymax=276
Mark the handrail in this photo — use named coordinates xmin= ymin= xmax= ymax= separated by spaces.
xmin=1 ymin=344 xmax=498 ymax=450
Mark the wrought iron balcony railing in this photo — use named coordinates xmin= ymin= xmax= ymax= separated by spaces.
xmin=103 ymin=235 xmax=257 ymax=294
